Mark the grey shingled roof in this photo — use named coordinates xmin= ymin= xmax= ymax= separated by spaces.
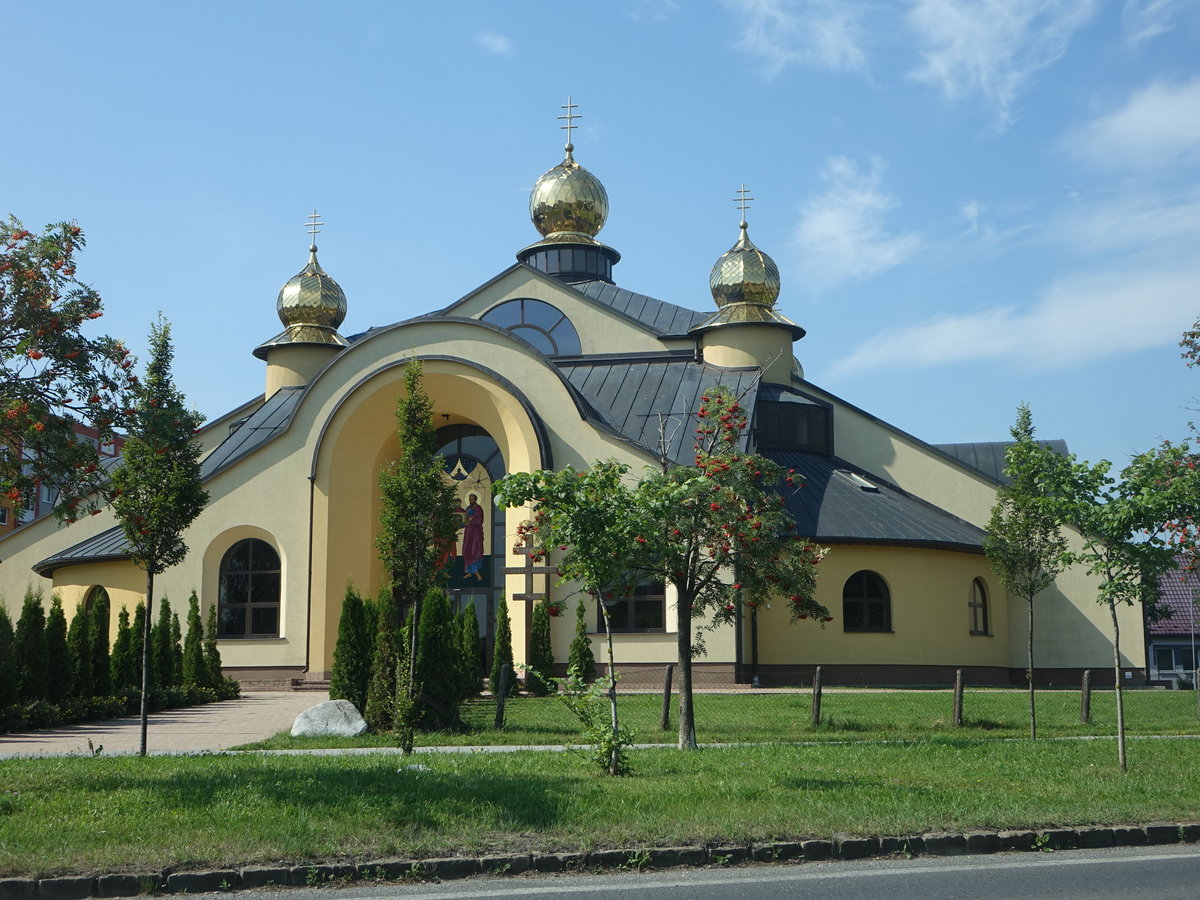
xmin=935 ymin=440 xmax=1069 ymax=486
xmin=557 ymin=354 xmax=760 ymax=463
xmin=32 ymin=524 xmax=128 ymax=575
xmin=569 ymin=280 xmax=708 ymax=336
xmin=767 ymin=449 xmax=987 ymax=550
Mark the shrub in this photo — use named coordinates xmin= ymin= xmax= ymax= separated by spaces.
xmin=525 ymin=598 xmax=554 ymax=696
xmin=15 ymin=587 xmax=49 ymax=702
xmin=457 ymin=602 xmax=484 ymax=699
xmin=45 ymin=595 xmax=74 ymax=704
xmin=490 ymin=595 xmax=517 ymax=697
xmin=364 ymin=601 xmax=399 ymax=732
xmin=152 ymin=597 xmax=175 ymax=690
xmin=204 ymin=605 xmax=224 ymax=687
xmin=67 ymin=603 xmax=93 ymax=699
xmin=181 ymin=592 xmax=205 ymax=688
xmin=568 ymin=599 xmax=596 ymax=683
xmin=110 ymin=607 xmax=138 ymax=693
xmin=0 ymin=605 xmax=19 ymax=707
xmin=90 ymin=590 xmax=112 ymax=697
xmin=329 ymin=585 xmax=371 ymax=713
xmin=414 ymin=588 xmax=462 ymax=729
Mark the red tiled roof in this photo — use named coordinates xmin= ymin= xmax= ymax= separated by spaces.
xmin=1153 ymin=558 xmax=1200 ymax=636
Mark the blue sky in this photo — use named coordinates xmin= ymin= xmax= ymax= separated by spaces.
xmin=5 ymin=1 xmax=1197 ymax=469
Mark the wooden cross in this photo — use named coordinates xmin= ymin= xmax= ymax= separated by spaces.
xmin=504 ymin=535 xmax=560 ymax=648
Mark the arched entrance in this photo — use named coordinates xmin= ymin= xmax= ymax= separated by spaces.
xmin=436 ymin=424 xmax=505 ymax=670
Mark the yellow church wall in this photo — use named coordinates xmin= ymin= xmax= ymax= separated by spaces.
xmin=446 ymin=267 xmax=667 ymax=356
xmin=702 ymin=326 xmax=793 ymax=384
xmin=753 ymin=545 xmax=1009 ymax=669
xmin=46 ymin=560 xmax=145 ymax=646
xmin=264 ymin=344 xmax=341 ymax=396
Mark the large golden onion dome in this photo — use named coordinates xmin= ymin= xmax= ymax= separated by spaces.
xmin=276 ymin=245 xmax=348 ymax=331
xmin=709 ymin=221 xmax=781 ymax=308
xmin=253 ymin=218 xmax=349 ymax=361
xmin=529 ymin=145 xmax=609 ymax=243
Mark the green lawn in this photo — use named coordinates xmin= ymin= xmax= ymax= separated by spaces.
xmin=241 ymin=688 xmax=1200 ymax=750
xmin=3 ymin=738 xmax=1199 ymax=877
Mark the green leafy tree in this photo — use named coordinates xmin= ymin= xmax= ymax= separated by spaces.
xmin=109 ymin=317 xmax=208 ymax=755
xmin=67 ymin=603 xmax=93 ymax=698
xmin=525 ymin=598 xmax=554 ymax=696
xmin=44 ymin=594 xmax=73 ymax=704
xmin=375 ymin=360 xmax=459 ymax=717
xmin=498 ymin=387 xmax=827 ymax=753
xmin=329 ymin=585 xmax=372 ymax=713
xmin=203 ymin=605 xmax=223 ymax=688
xmin=110 ymin=606 xmax=137 ymax=693
xmin=1050 ymin=448 xmax=1200 ymax=772
xmin=89 ymin=591 xmax=111 ymax=697
xmin=568 ymin=599 xmax=596 ymax=683
xmin=0 ymin=218 xmax=132 ymax=522
xmin=14 ymin=587 xmax=48 ymax=701
xmin=983 ymin=405 xmax=1068 ymax=740
xmin=457 ymin=603 xmax=484 ymax=698
xmin=181 ymin=592 xmax=204 ymax=688
xmin=0 ymin=605 xmax=18 ymax=706
xmin=490 ymin=595 xmax=516 ymax=697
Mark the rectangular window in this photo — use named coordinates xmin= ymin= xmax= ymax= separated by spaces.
xmin=599 ymin=582 xmax=665 ymax=633
xmin=0 ymin=506 xmax=8 ymax=525
xmin=755 ymin=401 xmax=832 ymax=454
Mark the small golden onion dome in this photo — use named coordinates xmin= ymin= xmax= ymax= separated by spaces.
xmin=529 ymin=145 xmax=609 ymax=242
xmin=709 ymin=222 xmax=781 ymax=308
xmin=277 ymin=245 xmax=347 ymax=330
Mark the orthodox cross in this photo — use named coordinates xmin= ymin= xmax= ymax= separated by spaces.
xmin=558 ymin=96 xmax=580 ymax=152
xmin=504 ymin=534 xmax=559 ymax=647
xmin=306 ymin=209 xmax=324 ymax=249
xmin=733 ymin=184 xmax=753 ymax=226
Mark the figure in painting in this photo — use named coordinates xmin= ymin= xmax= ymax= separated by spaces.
xmin=461 ymin=493 xmax=485 ymax=580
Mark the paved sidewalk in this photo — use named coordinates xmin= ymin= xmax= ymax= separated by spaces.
xmin=0 ymin=691 xmax=328 ymax=757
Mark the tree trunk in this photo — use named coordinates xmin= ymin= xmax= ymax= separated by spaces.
xmin=139 ymin=569 xmax=154 ymax=758
xmin=676 ymin=596 xmax=697 ymax=749
xmin=1027 ymin=595 xmax=1037 ymax=741
xmin=600 ymin=604 xmax=621 ymax=776
xmin=1109 ymin=598 xmax=1127 ymax=772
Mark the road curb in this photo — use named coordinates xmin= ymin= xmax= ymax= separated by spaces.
xmin=14 ymin=820 xmax=1200 ymax=896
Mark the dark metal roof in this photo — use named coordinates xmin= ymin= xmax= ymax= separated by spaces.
xmin=766 ymin=449 xmax=988 ymax=551
xmin=935 ymin=439 xmax=1070 ymax=486
xmin=32 ymin=525 xmax=129 ymax=575
xmin=556 ymin=354 xmax=760 ymax=464
xmin=200 ymin=386 xmax=305 ymax=480
xmin=1151 ymin=560 xmax=1200 ymax=636
xmin=568 ymin=280 xmax=709 ymax=336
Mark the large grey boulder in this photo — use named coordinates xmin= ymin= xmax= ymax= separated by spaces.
xmin=291 ymin=699 xmax=367 ymax=738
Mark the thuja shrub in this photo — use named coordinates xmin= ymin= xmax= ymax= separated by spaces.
xmin=525 ymin=598 xmax=554 ymax=696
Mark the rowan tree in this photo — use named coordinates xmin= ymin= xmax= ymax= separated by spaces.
xmin=1 ymin=217 xmax=132 ymax=521
xmin=983 ymin=405 xmax=1068 ymax=740
xmin=109 ymin=317 xmax=208 ymax=755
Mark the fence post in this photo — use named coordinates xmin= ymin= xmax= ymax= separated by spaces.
xmin=1195 ymin=667 xmax=1199 ymax=723
xmin=953 ymin=668 xmax=964 ymax=727
xmin=494 ymin=664 xmax=510 ymax=730
xmin=1080 ymin=668 xmax=1092 ymax=725
xmin=660 ymin=664 xmax=674 ymax=731
xmin=811 ymin=666 xmax=823 ymax=727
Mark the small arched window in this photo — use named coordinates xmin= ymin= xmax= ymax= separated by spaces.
xmin=969 ymin=578 xmax=989 ymax=635
xmin=481 ymin=298 xmax=581 ymax=355
xmin=217 ymin=538 xmax=281 ymax=638
xmin=843 ymin=570 xmax=891 ymax=632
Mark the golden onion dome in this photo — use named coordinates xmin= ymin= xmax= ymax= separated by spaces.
xmin=709 ymin=221 xmax=781 ymax=308
xmin=529 ymin=145 xmax=609 ymax=242
xmin=277 ymin=245 xmax=347 ymax=330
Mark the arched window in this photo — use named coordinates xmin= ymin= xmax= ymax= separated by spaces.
xmin=481 ymin=298 xmax=581 ymax=355
xmin=217 ymin=538 xmax=281 ymax=638
xmin=969 ymin=578 xmax=989 ymax=635
xmin=83 ymin=585 xmax=110 ymax=614
xmin=843 ymin=570 xmax=891 ymax=632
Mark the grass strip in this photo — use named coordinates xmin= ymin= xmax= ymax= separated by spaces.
xmin=3 ymin=737 xmax=1199 ymax=876
xmin=240 ymin=689 xmax=1200 ymax=751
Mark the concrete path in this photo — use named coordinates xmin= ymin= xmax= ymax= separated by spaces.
xmin=0 ymin=691 xmax=328 ymax=757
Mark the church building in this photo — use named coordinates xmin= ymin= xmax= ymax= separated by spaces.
xmin=0 ymin=107 xmax=1146 ymax=689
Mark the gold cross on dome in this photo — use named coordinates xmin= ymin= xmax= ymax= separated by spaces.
xmin=558 ymin=96 xmax=580 ymax=147
xmin=305 ymin=209 xmax=324 ymax=243
xmin=733 ymin=185 xmax=753 ymax=225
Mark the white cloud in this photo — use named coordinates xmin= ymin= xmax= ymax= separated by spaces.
xmin=628 ymin=0 xmax=680 ymax=22
xmin=1065 ymin=78 xmax=1200 ymax=170
xmin=907 ymin=0 xmax=1097 ymax=129
xmin=476 ymin=32 xmax=513 ymax=56
xmin=794 ymin=156 xmax=921 ymax=290
xmin=828 ymin=264 xmax=1199 ymax=380
xmin=1052 ymin=188 xmax=1200 ymax=255
xmin=724 ymin=0 xmax=870 ymax=78
xmin=1121 ymin=0 xmax=1182 ymax=46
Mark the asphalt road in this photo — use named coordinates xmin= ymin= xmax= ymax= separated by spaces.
xmin=171 ymin=845 xmax=1200 ymax=899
